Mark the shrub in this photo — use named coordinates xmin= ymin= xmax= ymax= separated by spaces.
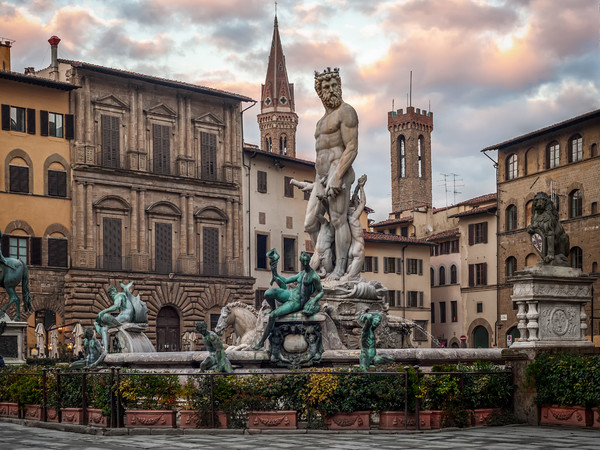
xmin=7 ymin=367 xmax=43 ymax=405
xmin=118 ymin=371 xmax=181 ymax=410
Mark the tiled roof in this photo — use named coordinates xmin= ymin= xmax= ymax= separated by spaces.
xmin=456 ymin=193 xmax=497 ymax=207
xmin=481 ymin=108 xmax=600 ymax=151
xmin=364 ymin=206 xmax=375 ymax=214
xmin=426 ymin=228 xmax=460 ymax=241
xmin=364 ymin=231 xmax=433 ymax=246
xmin=58 ymin=59 xmax=254 ymax=102
xmin=243 ymin=145 xmax=315 ymax=167
xmin=371 ymin=216 xmax=413 ymax=227
xmin=449 ymin=204 xmax=497 ymax=218
xmin=0 ymin=70 xmax=80 ymax=90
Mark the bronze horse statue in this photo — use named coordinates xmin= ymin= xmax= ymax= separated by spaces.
xmin=0 ymin=258 xmax=32 ymax=321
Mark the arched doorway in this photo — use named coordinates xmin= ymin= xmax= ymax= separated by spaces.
xmin=472 ymin=325 xmax=489 ymax=348
xmin=156 ymin=306 xmax=180 ymax=352
xmin=506 ymin=326 xmax=521 ymax=347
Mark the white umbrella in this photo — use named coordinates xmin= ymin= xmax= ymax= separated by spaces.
xmin=35 ymin=323 xmax=46 ymax=358
xmin=49 ymin=329 xmax=59 ymax=358
xmin=72 ymin=323 xmax=85 ymax=356
xmin=181 ymin=331 xmax=197 ymax=351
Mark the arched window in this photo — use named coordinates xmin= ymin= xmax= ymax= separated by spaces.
xmin=283 ymin=136 xmax=287 ymax=155
xmin=569 ymin=189 xmax=582 ymax=218
xmin=526 ymin=200 xmax=533 ymax=226
xmin=430 ymin=267 xmax=435 ymax=286
xmin=398 ymin=136 xmax=406 ymax=178
xmin=506 ymin=154 xmax=517 ymax=180
xmin=506 ymin=256 xmax=517 ymax=278
xmin=7 ymin=154 xmax=32 ymax=194
xmin=279 ymin=136 xmax=283 ymax=154
xmin=592 ymin=261 xmax=598 ymax=273
xmin=439 ymin=266 xmax=446 ymax=285
xmin=450 ymin=264 xmax=458 ymax=284
xmin=417 ymin=135 xmax=424 ymax=178
xmin=546 ymin=141 xmax=560 ymax=168
xmin=569 ymin=134 xmax=582 ymax=162
xmin=570 ymin=246 xmax=583 ymax=270
xmin=592 ymin=143 xmax=598 ymax=157
xmin=506 ymin=204 xmax=518 ymax=231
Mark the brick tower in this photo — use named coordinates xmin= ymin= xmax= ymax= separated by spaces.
xmin=388 ymin=106 xmax=434 ymax=213
xmin=257 ymin=14 xmax=298 ymax=157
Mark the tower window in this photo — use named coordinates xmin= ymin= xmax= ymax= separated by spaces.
xmin=569 ymin=189 xmax=582 ymax=218
xmin=506 ymin=153 xmax=517 ymax=180
xmin=398 ymin=136 xmax=406 ymax=178
xmin=418 ymin=136 xmax=424 ymax=178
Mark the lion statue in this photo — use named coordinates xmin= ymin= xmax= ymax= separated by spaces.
xmin=526 ymin=191 xmax=570 ymax=266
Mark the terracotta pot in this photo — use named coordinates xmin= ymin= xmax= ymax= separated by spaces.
xmin=126 ymin=410 xmax=176 ymax=428
xmin=592 ymin=407 xmax=600 ymax=429
xmin=46 ymin=408 xmax=59 ymax=422
xmin=325 ymin=411 xmax=370 ymax=430
xmin=248 ymin=411 xmax=297 ymax=429
xmin=540 ymin=405 xmax=591 ymax=427
xmin=61 ymin=407 xmax=84 ymax=425
xmin=379 ymin=411 xmax=431 ymax=430
xmin=87 ymin=408 xmax=108 ymax=427
xmin=0 ymin=402 xmax=19 ymax=418
xmin=179 ymin=410 xmax=228 ymax=429
xmin=471 ymin=408 xmax=501 ymax=426
xmin=24 ymin=404 xmax=43 ymax=421
xmin=428 ymin=410 xmax=443 ymax=429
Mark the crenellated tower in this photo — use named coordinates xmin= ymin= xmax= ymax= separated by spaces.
xmin=388 ymin=106 xmax=434 ymax=213
xmin=257 ymin=14 xmax=298 ymax=157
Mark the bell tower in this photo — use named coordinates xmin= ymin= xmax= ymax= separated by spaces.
xmin=388 ymin=106 xmax=434 ymax=213
xmin=257 ymin=14 xmax=298 ymax=157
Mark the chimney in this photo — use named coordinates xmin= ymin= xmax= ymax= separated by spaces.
xmin=0 ymin=39 xmax=13 ymax=72
xmin=24 ymin=67 xmax=35 ymax=75
xmin=48 ymin=35 xmax=61 ymax=80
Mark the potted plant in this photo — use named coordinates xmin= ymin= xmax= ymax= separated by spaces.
xmin=87 ymin=373 xmax=111 ymax=427
xmin=6 ymin=367 xmax=43 ymax=420
xmin=119 ymin=371 xmax=180 ymax=428
xmin=461 ymin=361 xmax=512 ymax=426
xmin=179 ymin=375 xmax=228 ymax=429
xmin=56 ymin=371 xmax=85 ymax=425
xmin=243 ymin=374 xmax=298 ymax=430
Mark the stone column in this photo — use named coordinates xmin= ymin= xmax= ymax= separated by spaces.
xmin=187 ymin=195 xmax=194 ymax=255
xmin=186 ymin=97 xmax=192 ymax=158
xmin=179 ymin=193 xmax=186 ymax=255
xmin=85 ymin=183 xmax=94 ymax=249
xmin=76 ymin=181 xmax=85 ymax=250
xmin=139 ymin=189 xmax=146 ymax=253
xmin=130 ymin=189 xmax=138 ymax=253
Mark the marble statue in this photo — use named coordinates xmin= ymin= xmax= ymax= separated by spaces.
xmin=358 ymin=311 xmax=393 ymax=370
xmin=35 ymin=322 xmax=46 ymax=358
xmin=527 ymin=191 xmax=570 ymax=266
xmin=181 ymin=330 xmax=198 ymax=351
xmin=0 ymin=230 xmax=32 ymax=321
xmin=95 ymin=282 xmax=148 ymax=348
xmin=304 ymin=67 xmax=359 ymax=280
xmin=253 ymin=250 xmax=324 ymax=350
xmin=196 ymin=321 xmax=233 ymax=373
xmin=342 ymin=174 xmax=367 ymax=281
xmin=70 ymin=327 xmax=106 ymax=369
xmin=49 ymin=329 xmax=59 ymax=358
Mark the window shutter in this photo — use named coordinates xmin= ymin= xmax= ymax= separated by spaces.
xmin=373 ymin=256 xmax=378 ymax=273
xmin=201 ymin=131 xmax=217 ymax=180
xmin=257 ymin=171 xmax=267 ymax=193
xmin=396 ymin=258 xmax=402 ymax=274
xmin=483 ymin=221 xmax=488 ymax=243
xmin=48 ymin=238 xmax=68 ymax=267
xmin=383 ymin=257 xmax=389 ymax=273
xmin=48 ymin=170 xmax=57 ymax=196
xmin=57 ymin=171 xmax=67 ymax=197
xmin=27 ymin=108 xmax=36 ymax=134
xmin=10 ymin=165 xmax=29 ymax=193
xmin=30 ymin=237 xmax=42 ymax=265
xmin=1 ymin=104 xmax=10 ymax=130
xmin=65 ymin=114 xmax=74 ymax=139
xmin=468 ymin=224 xmax=474 ymax=245
xmin=419 ymin=291 xmax=424 ymax=308
xmin=468 ymin=264 xmax=475 ymax=287
xmin=40 ymin=110 xmax=49 ymax=136
xmin=482 ymin=262 xmax=488 ymax=285
xmin=418 ymin=259 xmax=423 ymax=275
xmin=1 ymin=234 xmax=9 ymax=256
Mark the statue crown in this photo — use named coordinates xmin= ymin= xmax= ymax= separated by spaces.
xmin=314 ymin=67 xmax=340 ymax=79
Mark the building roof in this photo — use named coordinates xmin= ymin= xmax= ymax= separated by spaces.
xmin=370 ymin=216 xmax=413 ymax=228
xmin=455 ymin=193 xmax=497 ymax=207
xmin=243 ymin=145 xmax=315 ymax=167
xmin=57 ymin=59 xmax=253 ymax=102
xmin=0 ymin=70 xmax=80 ymax=91
xmin=364 ymin=231 xmax=434 ymax=246
xmin=449 ymin=204 xmax=497 ymax=218
xmin=426 ymin=228 xmax=460 ymax=241
xmin=481 ymin=108 xmax=600 ymax=152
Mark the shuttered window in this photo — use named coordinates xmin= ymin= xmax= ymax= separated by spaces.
xmin=155 ymin=223 xmax=172 ymax=273
xmin=284 ymin=176 xmax=294 ymax=198
xmin=9 ymin=165 xmax=29 ymax=193
xmin=283 ymin=237 xmax=296 ymax=272
xmin=48 ymin=170 xmax=67 ymax=197
xmin=103 ymin=217 xmax=122 ymax=270
xmin=256 ymin=233 xmax=268 ymax=269
xmin=200 ymin=132 xmax=217 ymax=180
xmin=469 ymin=222 xmax=488 ymax=245
xmin=203 ymin=227 xmax=219 ymax=275
xmin=27 ymin=108 xmax=36 ymax=134
xmin=153 ymin=124 xmax=171 ymax=175
xmin=101 ymin=115 xmax=120 ymax=168
xmin=48 ymin=238 xmax=68 ymax=267
xmin=257 ymin=171 xmax=267 ymax=193
xmin=468 ymin=263 xmax=488 ymax=286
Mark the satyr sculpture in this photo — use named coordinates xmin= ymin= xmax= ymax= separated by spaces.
xmin=358 ymin=311 xmax=393 ymax=370
xmin=304 ymin=67 xmax=359 ymax=280
xmin=196 ymin=321 xmax=233 ymax=373
xmin=253 ymin=250 xmax=324 ymax=350
xmin=70 ymin=327 xmax=106 ymax=369
xmin=0 ymin=231 xmax=32 ymax=322
xmin=95 ymin=282 xmax=148 ymax=348
xmin=527 ymin=191 xmax=570 ymax=266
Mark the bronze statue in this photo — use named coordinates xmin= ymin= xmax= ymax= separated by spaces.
xmin=358 ymin=311 xmax=393 ymax=370
xmin=0 ymin=231 xmax=32 ymax=322
xmin=70 ymin=328 xmax=106 ymax=369
xmin=196 ymin=321 xmax=233 ymax=373
xmin=253 ymin=250 xmax=324 ymax=350
xmin=527 ymin=191 xmax=570 ymax=266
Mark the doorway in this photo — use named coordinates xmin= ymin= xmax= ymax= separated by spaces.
xmin=156 ymin=306 xmax=180 ymax=352
xmin=472 ymin=325 xmax=489 ymax=348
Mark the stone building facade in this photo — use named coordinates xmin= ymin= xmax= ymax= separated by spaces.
xmin=483 ymin=108 xmax=600 ymax=347
xmin=388 ymin=106 xmax=433 ymax=213
xmin=35 ymin=42 xmax=255 ymax=350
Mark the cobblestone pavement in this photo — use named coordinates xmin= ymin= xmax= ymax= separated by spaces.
xmin=1 ymin=422 xmax=599 ymax=449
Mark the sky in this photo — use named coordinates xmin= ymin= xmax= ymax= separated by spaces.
xmin=2 ymin=0 xmax=599 ymax=221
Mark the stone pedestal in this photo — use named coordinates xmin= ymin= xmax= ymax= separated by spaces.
xmin=509 ymin=265 xmax=595 ymax=349
xmin=108 ymin=323 xmax=155 ymax=353
xmin=0 ymin=316 xmax=27 ymax=364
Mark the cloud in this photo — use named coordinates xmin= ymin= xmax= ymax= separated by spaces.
xmin=210 ymin=20 xmax=261 ymax=51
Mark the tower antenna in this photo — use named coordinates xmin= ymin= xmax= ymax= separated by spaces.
xmin=409 ymin=70 xmax=412 ymax=107
xmin=392 ymin=98 xmax=394 ymax=111
xmin=275 ymin=0 xmax=277 ymax=17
